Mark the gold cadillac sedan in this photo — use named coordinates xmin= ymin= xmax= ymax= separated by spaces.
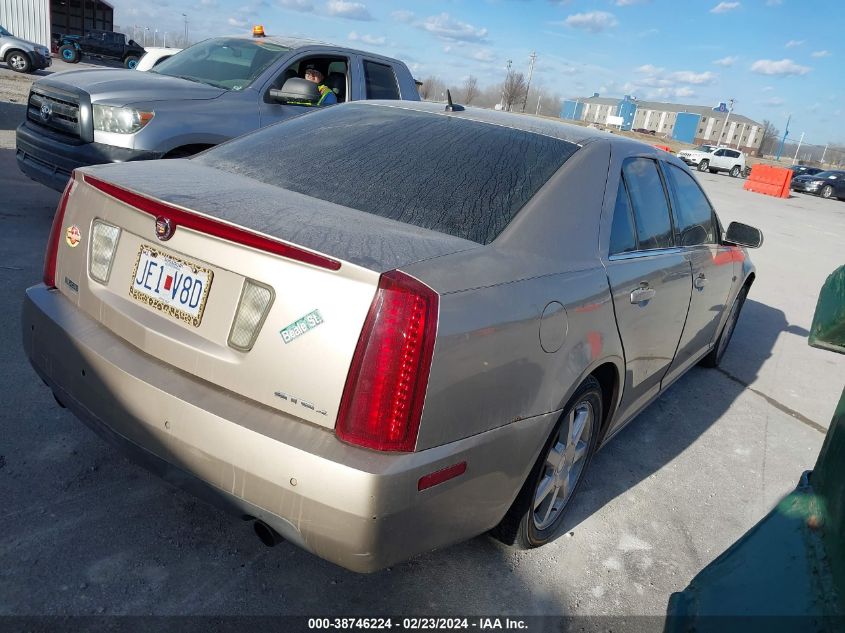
xmin=22 ymin=101 xmax=761 ymax=572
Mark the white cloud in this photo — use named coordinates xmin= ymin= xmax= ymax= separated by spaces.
xmin=563 ymin=11 xmax=618 ymax=33
xmin=670 ymin=70 xmax=717 ymax=84
xmin=277 ymin=0 xmax=314 ymax=12
xmin=326 ymin=0 xmax=372 ymax=21
xmin=762 ymin=86 xmax=774 ymax=92
xmin=763 ymin=97 xmax=784 ymax=107
xmin=713 ymin=56 xmax=737 ymax=67
xmin=347 ymin=31 xmax=385 ymax=45
xmin=391 ymin=9 xmax=414 ymax=23
xmin=785 ymin=39 xmax=804 ymax=48
xmin=227 ymin=17 xmax=248 ymax=27
xmin=471 ymin=49 xmax=495 ymax=63
xmin=199 ymin=0 xmax=218 ymax=7
xmin=638 ymin=28 xmax=659 ymax=37
xmin=710 ymin=2 xmax=740 ymax=13
xmin=420 ymin=13 xmax=488 ymax=42
xmin=811 ymin=50 xmax=831 ymax=58
xmin=636 ymin=64 xmax=664 ymax=74
xmin=750 ymin=58 xmax=811 ymax=76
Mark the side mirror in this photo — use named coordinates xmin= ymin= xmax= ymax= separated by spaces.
xmin=724 ymin=221 xmax=763 ymax=249
xmin=269 ymin=77 xmax=320 ymax=104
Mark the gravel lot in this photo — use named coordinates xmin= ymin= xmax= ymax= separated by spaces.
xmin=0 ymin=62 xmax=843 ymax=626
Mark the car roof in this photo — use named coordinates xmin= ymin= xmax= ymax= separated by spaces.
xmin=218 ymin=34 xmax=399 ymax=60
xmin=350 ymin=100 xmax=642 ymax=148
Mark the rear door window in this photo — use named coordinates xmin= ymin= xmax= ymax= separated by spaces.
xmin=609 ymin=177 xmax=637 ymax=255
xmin=621 ymin=158 xmax=674 ymax=250
xmin=664 ymin=164 xmax=715 ymax=246
xmin=363 ymin=61 xmax=400 ymax=99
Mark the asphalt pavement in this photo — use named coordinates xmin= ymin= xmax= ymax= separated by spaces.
xmin=0 ymin=64 xmax=843 ymax=625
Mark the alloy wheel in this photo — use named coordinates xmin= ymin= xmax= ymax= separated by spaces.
xmin=532 ymin=401 xmax=594 ymax=530
xmin=9 ymin=54 xmax=26 ymax=70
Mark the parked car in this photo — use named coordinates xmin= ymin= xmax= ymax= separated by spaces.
xmin=0 ymin=25 xmax=51 ymax=74
xmin=56 ymin=29 xmax=145 ymax=68
xmin=790 ymin=165 xmax=823 ymax=177
xmin=135 ymin=46 xmax=182 ymax=71
xmin=677 ymin=145 xmax=746 ymax=177
xmin=16 ymin=35 xmax=420 ymax=192
xmin=790 ymin=170 xmax=845 ymax=200
xmin=633 ymin=128 xmax=656 ymax=135
xmin=22 ymin=101 xmax=761 ymax=572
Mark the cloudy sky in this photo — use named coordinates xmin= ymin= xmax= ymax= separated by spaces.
xmin=111 ymin=0 xmax=841 ymax=145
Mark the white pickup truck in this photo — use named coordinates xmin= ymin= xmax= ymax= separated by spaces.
xmin=677 ymin=145 xmax=747 ymax=177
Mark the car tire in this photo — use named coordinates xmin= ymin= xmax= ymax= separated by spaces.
xmin=59 ymin=45 xmax=79 ymax=63
xmin=730 ymin=166 xmax=741 ymax=178
xmin=700 ymin=284 xmax=749 ymax=368
xmin=124 ymin=55 xmax=139 ymax=69
xmin=820 ymin=185 xmax=835 ymax=199
xmin=698 ymin=159 xmax=710 ymax=172
xmin=491 ymin=376 xmax=602 ymax=549
xmin=5 ymin=50 xmax=32 ymax=73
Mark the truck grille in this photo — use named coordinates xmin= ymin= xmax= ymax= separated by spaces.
xmin=27 ymin=89 xmax=81 ymax=139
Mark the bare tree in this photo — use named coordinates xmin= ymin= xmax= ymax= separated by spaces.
xmin=501 ymin=71 xmax=527 ymax=112
xmin=757 ymin=120 xmax=780 ymax=157
xmin=419 ymin=76 xmax=445 ymax=101
xmin=461 ymin=75 xmax=479 ymax=105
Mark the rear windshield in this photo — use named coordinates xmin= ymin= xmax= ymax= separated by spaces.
xmin=197 ymin=105 xmax=579 ymax=244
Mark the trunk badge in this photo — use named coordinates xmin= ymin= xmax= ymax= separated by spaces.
xmin=155 ymin=217 xmax=174 ymax=241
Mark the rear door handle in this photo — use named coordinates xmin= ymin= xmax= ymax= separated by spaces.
xmin=694 ymin=274 xmax=708 ymax=289
xmin=630 ymin=283 xmax=656 ymax=304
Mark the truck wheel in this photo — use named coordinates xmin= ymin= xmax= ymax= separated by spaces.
xmin=5 ymin=50 xmax=32 ymax=73
xmin=698 ymin=159 xmax=709 ymax=172
xmin=59 ymin=45 xmax=79 ymax=63
xmin=730 ymin=165 xmax=741 ymax=178
xmin=124 ymin=56 xmax=140 ymax=69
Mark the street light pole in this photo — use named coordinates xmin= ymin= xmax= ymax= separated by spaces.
xmin=775 ymin=114 xmax=791 ymax=161
xmin=821 ymin=144 xmax=829 ymax=165
xmin=498 ymin=59 xmax=512 ymax=111
xmin=720 ymin=97 xmax=735 ymax=147
xmin=521 ymin=51 xmax=537 ymax=113
xmin=791 ymin=132 xmax=805 ymax=165
xmin=182 ymin=13 xmax=188 ymax=46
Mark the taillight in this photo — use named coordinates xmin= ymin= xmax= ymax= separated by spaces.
xmin=43 ymin=175 xmax=75 ymax=288
xmin=336 ymin=270 xmax=439 ymax=452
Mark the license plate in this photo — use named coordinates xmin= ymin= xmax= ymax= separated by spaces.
xmin=129 ymin=244 xmax=213 ymax=327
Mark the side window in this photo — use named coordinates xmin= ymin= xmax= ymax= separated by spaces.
xmin=664 ymin=164 xmax=715 ymax=246
xmin=609 ymin=177 xmax=637 ymax=255
xmin=622 ymin=158 xmax=674 ymax=250
xmin=713 ymin=149 xmax=725 ymax=156
xmin=363 ymin=60 xmax=400 ymax=100
xmin=728 ymin=150 xmax=740 ymax=159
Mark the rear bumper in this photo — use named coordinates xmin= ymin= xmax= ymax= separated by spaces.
xmin=22 ymin=285 xmax=554 ymax=572
xmin=16 ymin=121 xmax=161 ymax=192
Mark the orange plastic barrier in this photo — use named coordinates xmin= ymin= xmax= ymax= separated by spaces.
xmin=654 ymin=144 xmax=672 ymax=152
xmin=743 ymin=164 xmax=793 ymax=198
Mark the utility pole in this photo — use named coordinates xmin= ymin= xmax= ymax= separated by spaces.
xmin=535 ymin=92 xmax=542 ymax=115
xmin=776 ymin=114 xmax=791 ymax=161
xmin=498 ymin=59 xmax=512 ymax=111
xmin=821 ymin=144 xmax=829 ymax=165
xmin=182 ymin=13 xmax=189 ymax=46
xmin=521 ymin=51 xmax=537 ymax=113
xmin=720 ymin=98 xmax=735 ymax=146
xmin=791 ymin=132 xmax=805 ymax=165
xmin=153 ymin=29 xmax=158 ymax=47
xmin=143 ymin=27 xmax=149 ymax=46
xmin=163 ymin=31 xmax=166 ymax=48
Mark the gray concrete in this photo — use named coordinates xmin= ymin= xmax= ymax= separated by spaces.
xmin=0 ymin=64 xmax=841 ymax=619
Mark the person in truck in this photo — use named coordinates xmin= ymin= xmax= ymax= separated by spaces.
xmin=304 ymin=66 xmax=337 ymax=106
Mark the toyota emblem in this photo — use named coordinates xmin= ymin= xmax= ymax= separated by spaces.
xmin=39 ymin=102 xmax=52 ymax=121
xmin=155 ymin=216 xmax=174 ymax=241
